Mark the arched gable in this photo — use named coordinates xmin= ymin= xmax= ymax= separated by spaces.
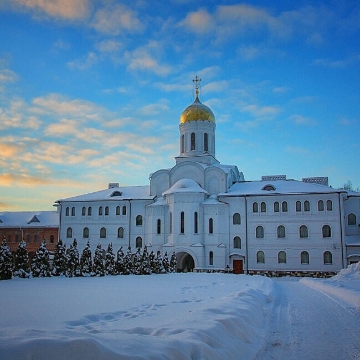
xmin=204 ymin=166 xmax=227 ymax=194
xmin=150 ymin=169 xmax=170 ymax=197
xmin=170 ymin=162 xmax=205 ymax=188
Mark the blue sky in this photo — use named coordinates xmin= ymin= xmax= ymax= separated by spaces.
xmin=0 ymin=0 xmax=359 ymax=211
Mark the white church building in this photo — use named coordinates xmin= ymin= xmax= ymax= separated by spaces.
xmin=56 ymin=78 xmax=360 ymax=275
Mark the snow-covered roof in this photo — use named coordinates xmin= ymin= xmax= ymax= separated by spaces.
xmin=0 ymin=211 xmax=59 ymax=228
xmin=56 ymin=185 xmax=153 ymax=203
xmin=221 ymin=179 xmax=345 ymax=197
xmin=345 ymin=236 xmax=360 ymax=246
xmin=162 ymin=179 xmax=208 ymax=196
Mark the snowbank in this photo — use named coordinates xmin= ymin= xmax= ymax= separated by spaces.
xmin=301 ymin=262 xmax=360 ymax=308
xmin=0 ymin=274 xmax=276 ymax=360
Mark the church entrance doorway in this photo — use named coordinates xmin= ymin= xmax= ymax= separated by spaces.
xmin=176 ymin=252 xmax=195 ymax=272
xmin=233 ymin=259 xmax=243 ymax=274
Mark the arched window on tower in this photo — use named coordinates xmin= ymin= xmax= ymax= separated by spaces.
xmin=180 ymin=211 xmax=185 ymax=234
xmin=209 ymin=218 xmax=213 ymax=234
xmin=181 ymin=134 xmax=185 ymax=153
xmin=209 ymin=251 xmax=214 ymax=266
xmin=204 ymin=133 xmax=208 ymax=152
xmin=191 ymin=132 xmax=195 ymax=151
xmin=194 ymin=212 xmax=198 ymax=234
xmin=157 ymin=219 xmax=161 ymax=234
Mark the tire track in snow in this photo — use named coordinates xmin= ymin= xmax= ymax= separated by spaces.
xmin=256 ymin=279 xmax=360 ymax=360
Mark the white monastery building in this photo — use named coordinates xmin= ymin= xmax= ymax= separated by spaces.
xmin=56 ymin=77 xmax=360 ymax=275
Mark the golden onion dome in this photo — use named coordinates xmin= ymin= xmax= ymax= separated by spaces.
xmin=180 ymin=95 xmax=215 ymax=124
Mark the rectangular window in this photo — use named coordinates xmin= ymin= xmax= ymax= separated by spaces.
xmin=180 ymin=212 xmax=184 ymax=234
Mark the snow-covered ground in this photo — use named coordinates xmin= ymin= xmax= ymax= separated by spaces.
xmin=0 ymin=265 xmax=360 ymax=360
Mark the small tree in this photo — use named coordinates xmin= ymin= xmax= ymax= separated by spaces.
xmin=0 ymin=238 xmax=14 ymax=280
xmin=31 ymin=240 xmax=51 ymax=278
xmin=170 ymin=252 xmax=177 ymax=273
xmin=123 ymin=246 xmax=133 ymax=275
xmin=133 ymin=247 xmax=142 ymax=275
xmin=140 ymin=246 xmax=152 ymax=275
xmin=116 ymin=246 xmax=125 ymax=275
xmin=14 ymin=240 xmax=30 ymax=278
xmin=93 ymin=243 xmax=105 ymax=276
xmin=149 ymin=250 xmax=156 ymax=273
xmin=105 ymin=243 xmax=116 ymax=275
xmin=162 ymin=251 xmax=170 ymax=273
xmin=67 ymin=239 xmax=80 ymax=277
xmin=80 ymin=240 xmax=93 ymax=277
xmin=52 ymin=239 xmax=67 ymax=276
xmin=154 ymin=250 xmax=166 ymax=274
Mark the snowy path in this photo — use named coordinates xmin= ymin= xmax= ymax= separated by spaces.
xmin=257 ymin=279 xmax=360 ymax=360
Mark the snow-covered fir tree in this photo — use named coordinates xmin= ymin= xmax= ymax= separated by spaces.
xmin=133 ymin=247 xmax=142 ymax=275
xmin=154 ymin=250 xmax=166 ymax=274
xmin=80 ymin=240 xmax=92 ymax=277
xmin=140 ymin=246 xmax=152 ymax=275
xmin=93 ymin=243 xmax=105 ymax=276
xmin=105 ymin=243 xmax=116 ymax=275
xmin=52 ymin=239 xmax=67 ymax=277
xmin=123 ymin=246 xmax=133 ymax=275
xmin=0 ymin=238 xmax=14 ymax=280
xmin=67 ymin=239 xmax=80 ymax=277
xmin=116 ymin=246 xmax=125 ymax=275
xmin=162 ymin=252 xmax=170 ymax=273
xmin=170 ymin=252 xmax=177 ymax=273
xmin=149 ymin=250 xmax=156 ymax=273
xmin=14 ymin=240 xmax=30 ymax=278
xmin=31 ymin=240 xmax=51 ymax=278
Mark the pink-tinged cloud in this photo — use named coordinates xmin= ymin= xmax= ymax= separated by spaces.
xmin=13 ymin=0 xmax=90 ymax=20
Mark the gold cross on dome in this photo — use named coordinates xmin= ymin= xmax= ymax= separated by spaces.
xmin=193 ymin=75 xmax=201 ymax=97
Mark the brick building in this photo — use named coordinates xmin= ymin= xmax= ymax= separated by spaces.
xmin=0 ymin=211 xmax=59 ymax=257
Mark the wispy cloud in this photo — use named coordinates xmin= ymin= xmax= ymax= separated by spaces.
xmin=289 ymin=114 xmax=317 ymax=126
xmin=12 ymin=0 xmax=90 ymax=20
xmin=312 ymin=54 xmax=360 ymax=68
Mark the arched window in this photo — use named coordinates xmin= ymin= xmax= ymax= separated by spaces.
xmin=116 ymin=206 xmax=120 ymax=215
xmin=157 ymin=219 xmax=161 ymax=234
xmin=233 ymin=236 xmax=241 ymax=249
xmin=136 ymin=236 xmax=142 ymax=248
xmin=136 ymin=215 xmax=143 ymax=226
xmin=191 ymin=132 xmax=195 ymax=150
xmin=194 ymin=212 xmax=198 ymax=233
xmin=105 ymin=206 xmax=109 ymax=215
xmin=181 ymin=134 xmax=185 ymax=153
xmin=209 ymin=218 xmax=213 ymax=234
xmin=256 ymin=225 xmax=264 ymax=238
xmin=118 ymin=227 xmax=124 ymax=238
xmin=301 ymin=251 xmax=309 ymax=264
xmin=318 ymin=200 xmax=324 ymax=211
xmin=274 ymin=202 xmax=280 ymax=213
xmin=253 ymin=202 xmax=258 ymax=213
xmin=322 ymin=225 xmax=331 ymax=238
xmin=326 ymin=200 xmax=333 ymax=211
xmin=324 ymin=251 xmax=332 ymax=264
xmin=65 ymin=207 xmax=69 ymax=216
xmin=100 ymin=227 xmax=106 ymax=238
xmin=348 ymin=213 xmax=357 ymax=225
xmin=180 ymin=211 xmax=185 ymax=234
xmin=99 ymin=206 xmax=103 ymax=216
xmin=204 ymin=133 xmax=208 ymax=152
xmin=278 ymin=251 xmax=286 ymax=264
xmin=233 ymin=213 xmax=241 ymax=225
xmin=34 ymin=235 xmax=38 ymax=243
xmin=277 ymin=225 xmax=285 ymax=238
xmin=27 ymin=234 xmax=31 ymax=242
xmin=209 ymin=251 xmax=213 ymax=266
xmin=257 ymin=251 xmax=265 ymax=264
xmin=282 ymin=201 xmax=288 ymax=212
xmin=66 ymin=227 xmax=72 ymax=238
xmin=261 ymin=202 xmax=266 ymax=212
xmin=304 ymin=201 xmax=310 ymax=212
xmin=300 ymin=225 xmax=308 ymax=238
xmin=83 ymin=227 xmax=89 ymax=238
xmin=169 ymin=212 xmax=172 ymax=234
xmin=122 ymin=206 xmax=127 ymax=215
xmin=71 ymin=207 xmax=75 ymax=216
xmin=50 ymin=235 xmax=54 ymax=244
xmin=296 ymin=201 xmax=301 ymax=212
xmin=82 ymin=207 xmax=86 ymax=216
xmin=88 ymin=207 xmax=92 ymax=216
